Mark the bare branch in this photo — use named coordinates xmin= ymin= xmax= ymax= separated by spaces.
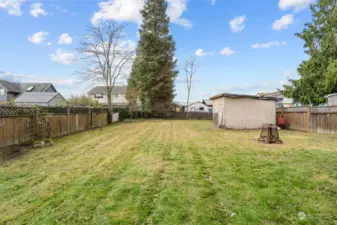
xmin=76 ymin=22 xmax=135 ymax=119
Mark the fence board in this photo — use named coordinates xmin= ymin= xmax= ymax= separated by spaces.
xmin=311 ymin=113 xmax=337 ymax=134
xmin=0 ymin=106 xmax=109 ymax=149
xmin=277 ymin=106 xmax=337 ymax=134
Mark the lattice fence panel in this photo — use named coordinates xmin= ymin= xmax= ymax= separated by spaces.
xmin=311 ymin=106 xmax=337 ymax=113
xmin=0 ymin=106 xmax=36 ymax=116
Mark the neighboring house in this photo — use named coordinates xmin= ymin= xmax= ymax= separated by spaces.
xmin=211 ymin=93 xmax=277 ymax=129
xmin=172 ymin=101 xmax=186 ymax=112
xmin=0 ymin=80 xmax=57 ymax=102
xmin=88 ymin=86 xmax=128 ymax=108
xmin=202 ymin=99 xmax=213 ymax=112
xmin=256 ymin=91 xmax=295 ymax=107
xmin=15 ymin=92 xmax=65 ymax=106
xmin=326 ymin=93 xmax=337 ymax=106
xmin=186 ymin=101 xmax=210 ymax=113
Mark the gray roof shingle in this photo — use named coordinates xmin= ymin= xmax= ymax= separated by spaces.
xmin=15 ymin=92 xmax=61 ymax=103
xmin=88 ymin=86 xmax=127 ymax=94
xmin=20 ymin=83 xmax=53 ymax=92
xmin=0 ymin=80 xmax=54 ymax=93
xmin=0 ymin=80 xmax=21 ymax=93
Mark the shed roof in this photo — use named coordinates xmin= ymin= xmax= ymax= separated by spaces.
xmin=88 ymin=86 xmax=127 ymax=94
xmin=210 ymin=93 xmax=277 ymax=101
xmin=15 ymin=92 xmax=63 ymax=103
xmin=326 ymin=93 xmax=337 ymax=98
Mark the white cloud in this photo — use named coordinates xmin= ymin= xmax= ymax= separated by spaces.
xmin=91 ymin=0 xmax=192 ymax=28
xmin=30 ymin=2 xmax=48 ymax=18
xmin=211 ymin=0 xmax=216 ymax=6
xmin=252 ymin=41 xmax=287 ymax=49
xmin=0 ymin=0 xmax=25 ymax=16
xmin=195 ymin=48 xmax=213 ymax=57
xmin=28 ymin=31 xmax=48 ymax=44
xmin=47 ymin=42 xmax=52 ymax=46
xmin=272 ymin=14 xmax=294 ymax=30
xmin=51 ymin=49 xmax=78 ymax=65
xmin=229 ymin=16 xmax=246 ymax=32
xmin=175 ymin=18 xmax=192 ymax=29
xmin=279 ymin=0 xmax=314 ymax=12
xmin=220 ymin=47 xmax=236 ymax=56
xmin=58 ymin=33 xmax=73 ymax=45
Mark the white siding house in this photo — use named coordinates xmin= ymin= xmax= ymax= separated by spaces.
xmin=88 ymin=86 xmax=128 ymax=107
xmin=211 ymin=93 xmax=277 ymax=129
xmin=187 ymin=101 xmax=210 ymax=112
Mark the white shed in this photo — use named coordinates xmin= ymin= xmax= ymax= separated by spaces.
xmin=210 ymin=93 xmax=277 ymax=129
xmin=186 ymin=101 xmax=210 ymax=113
xmin=326 ymin=93 xmax=337 ymax=106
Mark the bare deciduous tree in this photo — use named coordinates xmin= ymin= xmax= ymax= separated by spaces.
xmin=77 ymin=23 xmax=134 ymax=123
xmin=185 ymin=59 xmax=197 ymax=119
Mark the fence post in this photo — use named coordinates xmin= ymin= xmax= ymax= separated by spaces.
xmin=88 ymin=107 xmax=91 ymax=129
xmin=67 ymin=107 xmax=70 ymax=135
xmin=307 ymin=105 xmax=311 ymax=132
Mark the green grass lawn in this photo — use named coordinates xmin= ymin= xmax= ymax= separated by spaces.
xmin=0 ymin=120 xmax=336 ymax=225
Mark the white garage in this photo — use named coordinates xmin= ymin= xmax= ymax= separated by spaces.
xmin=210 ymin=93 xmax=277 ymax=129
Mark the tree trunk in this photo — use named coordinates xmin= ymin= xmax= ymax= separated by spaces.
xmin=186 ymin=90 xmax=190 ymax=119
xmin=107 ymin=92 xmax=112 ymax=124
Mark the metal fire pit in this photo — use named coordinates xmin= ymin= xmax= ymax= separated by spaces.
xmin=258 ymin=124 xmax=283 ymax=144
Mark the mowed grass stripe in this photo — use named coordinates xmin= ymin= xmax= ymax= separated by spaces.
xmin=0 ymin=120 xmax=336 ymax=224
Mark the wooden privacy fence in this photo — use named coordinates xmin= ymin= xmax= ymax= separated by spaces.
xmin=170 ymin=112 xmax=213 ymax=120
xmin=276 ymin=106 xmax=337 ymax=134
xmin=0 ymin=106 xmax=109 ymax=149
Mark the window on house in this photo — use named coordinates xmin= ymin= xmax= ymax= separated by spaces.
xmin=199 ymin=107 xmax=205 ymax=111
xmin=0 ymin=88 xmax=4 ymax=95
xmin=114 ymin=93 xmax=119 ymax=98
xmin=94 ymin=94 xmax=103 ymax=99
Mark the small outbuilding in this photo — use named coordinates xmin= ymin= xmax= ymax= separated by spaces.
xmin=210 ymin=93 xmax=277 ymax=129
xmin=15 ymin=92 xmax=65 ymax=106
xmin=326 ymin=93 xmax=337 ymax=106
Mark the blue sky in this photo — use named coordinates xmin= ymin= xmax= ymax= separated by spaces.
xmin=0 ymin=0 xmax=314 ymax=102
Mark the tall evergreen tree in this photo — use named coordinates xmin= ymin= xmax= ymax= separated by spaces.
xmin=281 ymin=0 xmax=337 ymax=105
xmin=128 ymin=0 xmax=178 ymax=115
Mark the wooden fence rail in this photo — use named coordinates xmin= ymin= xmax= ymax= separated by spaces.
xmin=277 ymin=106 xmax=337 ymax=134
xmin=0 ymin=106 xmax=109 ymax=149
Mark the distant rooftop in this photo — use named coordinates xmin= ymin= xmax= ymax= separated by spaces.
xmin=88 ymin=86 xmax=127 ymax=94
xmin=15 ymin=92 xmax=62 ymax=103
xmin=0 ymin=80 xmax=53 ymax=93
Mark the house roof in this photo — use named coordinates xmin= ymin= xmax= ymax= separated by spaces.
xmin=210 ymin=93 xmax=277 ymax=101
xmin=88 ymin=86 xmax=127 ymax=94
xmin=203 ymin=99 xmax=213 ymax=106
xmin=14 ymin=92 xmax=63 ymax=103
xmin=188 ymin=101 xmax=207 ymax=107
xmin=0 ymin=80 xmax=21 ymax=93
xmin=0 ymin=80 xmax=54 ymax=93
xmin=20 ymin=83 xmax=53 ymax=92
